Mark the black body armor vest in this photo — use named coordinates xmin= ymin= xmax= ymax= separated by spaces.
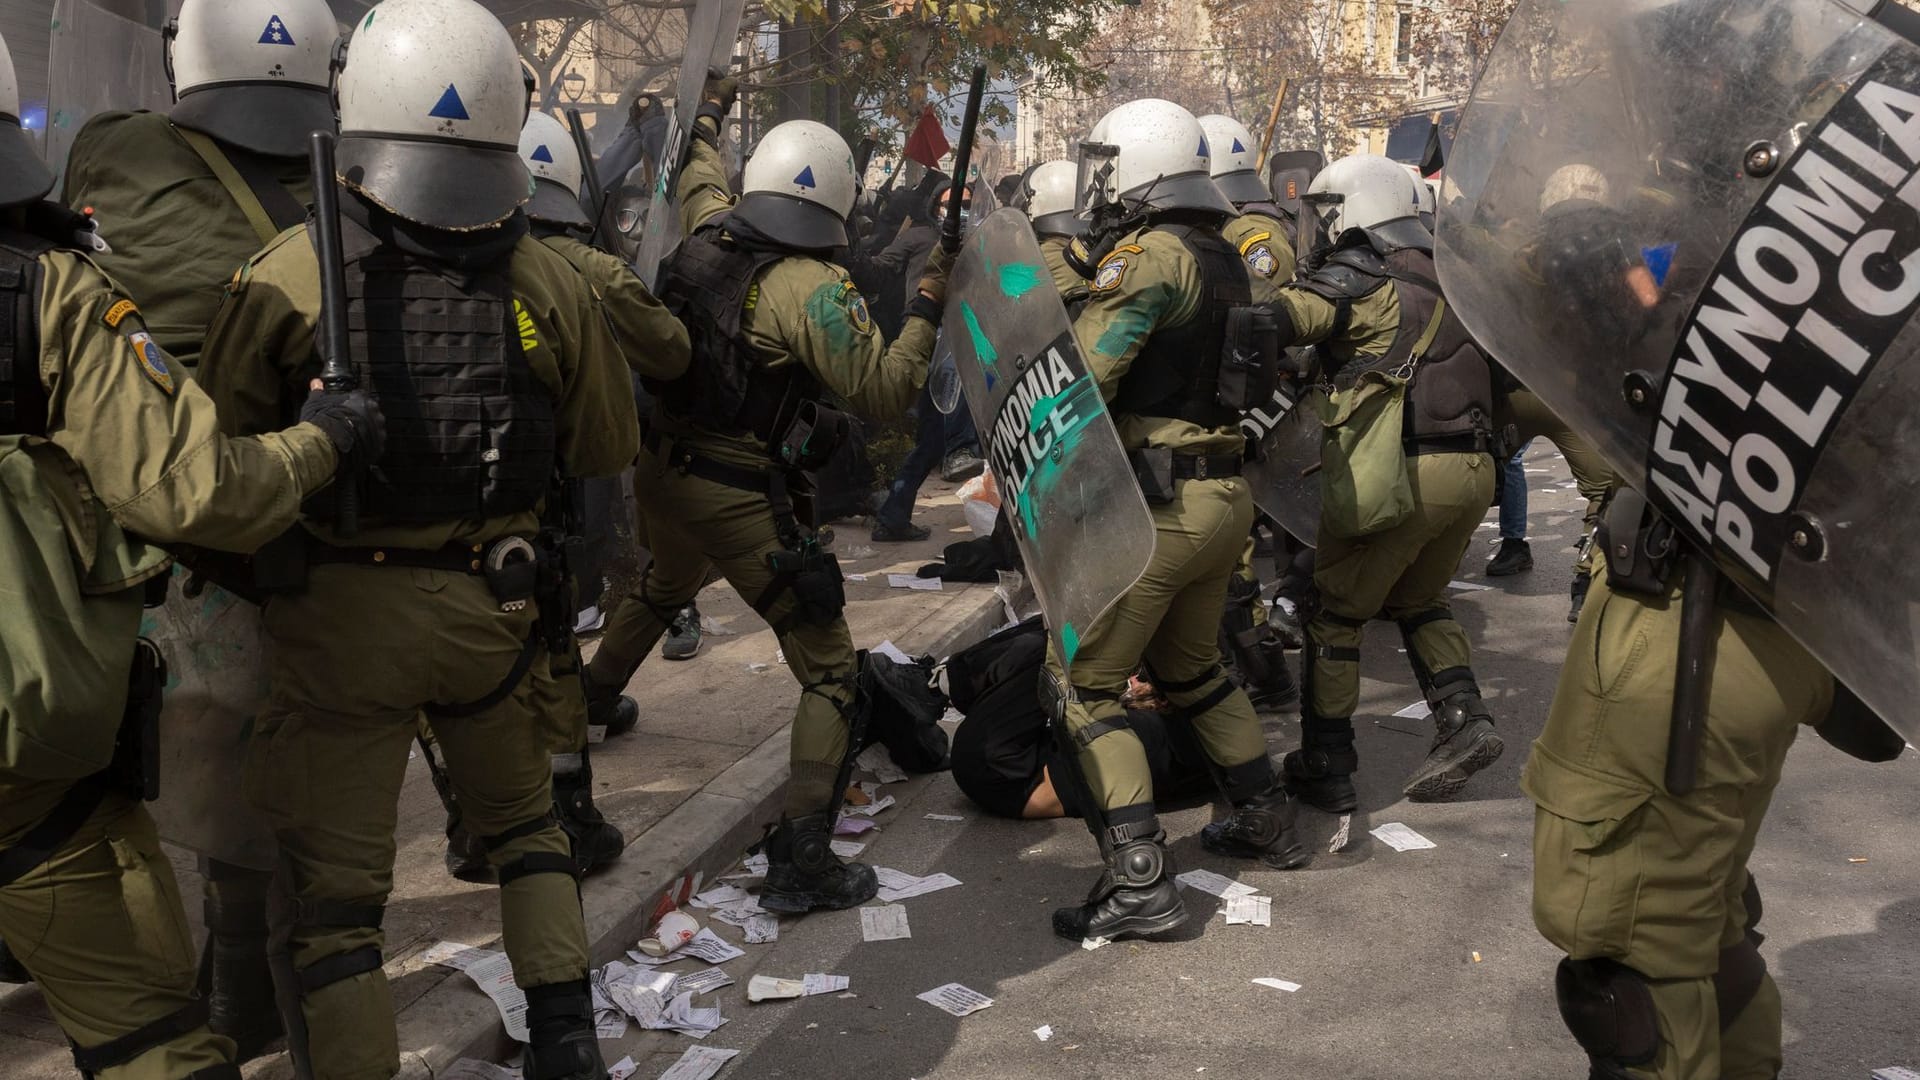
xmin=1300 ymin=239 xmax=1493 ymax=449
xmin=1108 ymin=222 xmax=1250 ymax=429
xmin=654 ymin=223 xmax=819 ymax=440
xmin=0 ymin=229 xmax=58 ymax=438
xmin=322 ymin=215 xmax=556 ymax=524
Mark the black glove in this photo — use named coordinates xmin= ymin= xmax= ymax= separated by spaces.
xmin=703 ymin=70 xmax=739 ymax=114
xmin=300 ymin=387 xmax=386 ymax=467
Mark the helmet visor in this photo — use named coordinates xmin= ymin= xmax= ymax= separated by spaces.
xmin=1074 ymin=141 xmax=1119 ymax=217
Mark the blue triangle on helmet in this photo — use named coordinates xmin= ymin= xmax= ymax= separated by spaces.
xmin=1641 ymin=242 xmax=1677 ymax=288
xmin=430 ymin=85 xmax=471 ymax=121
xmin=794 ymin=165 xmax=817 ymax=188
xmin=1231 ymin=138 xmax=1246 ymax=153
xmin=531 ymin=144 xmax=555 ymax=163
xmin=259 ymin=14 xmax=295 ymax=45
xmin=1197 ymin=137 xmax=1209 ymax=157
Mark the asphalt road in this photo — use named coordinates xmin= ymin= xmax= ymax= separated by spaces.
xmin=591 ymin=446 xmax=1920 ymax=1080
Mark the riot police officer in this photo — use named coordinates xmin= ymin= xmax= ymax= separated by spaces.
xmin=64 ymin=0 xmax=336 ymax=368
xmin=0 ymin=28 xmax=378 ymax=1078
xmin=195 ymin=2 xmax=634 ymax=1076
xmin=1019 ymin=158 xmax=1091 ymax=308
xmin=1266 ymin=153 xmax=1505 ymax=810
xmin=1197 ymin=112 xmax=1301 ymax=713
xmin=1048 ymin=98 xmax=1309 ymax=944
xmin=1198 ymin=113 xmax=1295 ymax=300
xmin=582 ymin=78 xmax=948 ymax=914
xmin=56 ymin=0 xmax=341 ymax=1054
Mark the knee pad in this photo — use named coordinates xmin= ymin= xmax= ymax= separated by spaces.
xmin=482 ymin=815 xmax=582 ymax=888
xmin=1555 ymin=957 xmax=1659 ymax=1073
xmin=286 ymin=898 xmax=387 ymax=997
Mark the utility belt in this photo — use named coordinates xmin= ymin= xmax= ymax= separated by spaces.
xmin=1130 ymin=447 xmax=1243 ymax=504
xmin=0 ymin=639 xmax=166 ymax=890
xmin=643 ymin=424 xmax=848 ymax=631
xmin=1403 ymin=430 xmax=1495 ymax=458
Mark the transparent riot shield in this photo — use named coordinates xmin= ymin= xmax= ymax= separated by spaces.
xmin=143 ymin=569 xmax=276 ymax=869
xmin=1241 ymin=378 xmax=1323 ymax=546
xmin=944 ymin=208 xmax=1156 ymax=669
xmin=1436 ymin=0 xmax=1920 ymax=740
xmin=630 ymin=0 xmax=747 ymax=288
xmin=47 ymin=0 xmax=171 ymax=181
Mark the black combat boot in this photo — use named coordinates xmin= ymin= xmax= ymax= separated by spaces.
xmin=584 ymin=672 xmax=639 ymax=736
xmin=1569 ymin=571 xmax=1592 ymax=624
xmin=202 ymin=876 xmax=284 ymax=1062
xmin=553 ymin=757 xmax=625 ymax=876
xmin=1267 ymin=598 xmax=1306 ymax=650
xmin=0 ymin=936 xmax=28 ymax=983
xmin=1243 ymin=634 xmax=1300 ymax=711
xmin=1404 ymin=689 xmax=1505 ymax=802
xmin=1200 ymin=781 xmax=1311 ymax=869
xmin=759 ymin=814 xmax=879 ymax=913
xmin=521 ymin=980 xmax=607 ymax=1080
xmin=1051 ymin=833 xmax=1186 ymax=942
xmin=1486 ymin=537 xmax=1534 ymax=576
xmin=1281 ymin=736 xmax=1360 ymax=813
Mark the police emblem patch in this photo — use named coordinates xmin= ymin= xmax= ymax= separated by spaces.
xmin=1247 ymin=244 xmax=1278 ymax=278
xmin=837 ymin=282 xmax=873 ymax=333
xmin=1092 ymin=255 xmax=1129 ymax=292
xmin=128 ymin=331 xmax=174 ymax=395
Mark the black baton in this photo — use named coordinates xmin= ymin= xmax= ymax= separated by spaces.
xmin=941 ymin=65 xmax=988 ymax=256
xmin=309 ymin=130 xmax=360 ymax=537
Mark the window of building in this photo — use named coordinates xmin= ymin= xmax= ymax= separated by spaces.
xmin=1395 ymin=9 xmax=1414 ymax=70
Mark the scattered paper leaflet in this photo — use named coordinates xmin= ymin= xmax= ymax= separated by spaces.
xmin=917 ymin=982 xmax=994 ymax=1017
xmin=422 ymin=943 xmax=528 ymax=1042
xmin=1371 ymin=822 xmax=1437 ymax=852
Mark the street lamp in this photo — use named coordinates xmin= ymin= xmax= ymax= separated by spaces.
xmin=561 ymin=70 xmax=587 ymax=104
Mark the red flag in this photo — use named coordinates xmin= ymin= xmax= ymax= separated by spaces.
xmin=903 ymin=105 xmax=952 ymax=169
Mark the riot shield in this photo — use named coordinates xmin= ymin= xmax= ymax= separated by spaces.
xmin=1240 ymin=380 xmax=1323 ymax=546
xmin=1266 ymin=149 xmax=1324 ymax=222
xmin=944 ymin=208 xmax=1156 ymax=669
xmin=46 ymin=0 xmax=171 ymax=180
xmin=1435 ymin=0 xmax=1920 ymax=740
xmin=629 ymin=0 xmax=747 ymax=288
xmin=143 ymin=569 xmax=277 ymax=869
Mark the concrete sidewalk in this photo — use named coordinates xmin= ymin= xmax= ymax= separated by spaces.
xmin=0 ymin=481 xmax=1006 ymax=1079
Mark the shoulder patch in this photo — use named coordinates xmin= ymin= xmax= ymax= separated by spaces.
xmin=837 ymin=281 xmax=874 ymax=334
xmin=127 ymin=331 xmax=175 ymax=396
xmin=1245 ymin=243 xmax=1279 ymax=279
xmin=102 ymin=298 xmax=139 ymax=329
xmin=1091 ymin=253 xmax=1131 ymax=293
xmin=1237 ymin=230 xmax=1273 ymax=256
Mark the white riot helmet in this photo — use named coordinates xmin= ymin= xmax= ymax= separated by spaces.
xmin=1540 ymin=163 xmax=1610 ymax=213
xmin=1022 ymin=159 xmax=1084 ymax=238
xmin=166 ymin=0 xmax=337 ymax=157
xmin=735 ymin=120 xmax=857 ymax=251
xmin=0 ymin=32 xmax=52 ymax=209
xmin=1305 ymin=152 xmax=1426 ymax=252
xmin=1403 ymin=164 xmax=1438 ymax=230
xmin=334 ymin=0 xmax=531 ymax=230
xmin=519 ymin=111 xmax=588 ymax=229
xmin=1197 ymin=114 xmax=1268 ymax=206
xmin=1077 ymin=98 xmax=1233 ymax=219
